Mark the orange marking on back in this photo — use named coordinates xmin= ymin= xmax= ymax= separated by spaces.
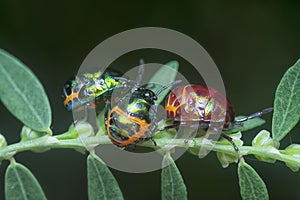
xmin=165 ymin=85 xmax=191 ymax=116
xmin=107 ymin=106 xmax=150 ymax=147
xmin=63 ymin=92 xmax=79 ymax=106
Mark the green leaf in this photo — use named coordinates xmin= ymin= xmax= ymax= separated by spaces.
xmin=161 ymin=153 xmax=187 ymax=200
xmin=96 ymin=111 xmax=107 ymax=136
xmin=282 ymin=144 xmax=300 ymax=172
xmin=5 ymin=162 xmax=47 ymax=200
xmin=252 ymin=130 xmax=273 ymax=147
xmin=238 ymin=160 xmax=269 ymax=200
xmin=0 ymin=133 xmax=7 ymax=148
xmin=252 ymin=130 xmax=277 ymax=163
xmin=0 ymin=49 xmax=51 ymax=133
xmin=272 ymin=59 xmax=300 ymax=142
xmin=224 ymin=116 xmax=266 ymax=134
xmin=149 ymin=61 xmax=179 ymax=105
xmin=87 ymin=154 xmax=123 ymax=200
xmin=217 ymin=151 xmax=239 ymax=168
xmin=20 ymin=126 xmax=47 ymax=142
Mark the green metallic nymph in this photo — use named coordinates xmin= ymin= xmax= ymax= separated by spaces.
xmin=62 ymin=69 xmax=128 ymax=112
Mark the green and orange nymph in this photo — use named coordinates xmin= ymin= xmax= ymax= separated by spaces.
xmin=107 ymin=81 xmax=181 ymax=147
xmin=62 ymin=69 xmax=130 ymax=112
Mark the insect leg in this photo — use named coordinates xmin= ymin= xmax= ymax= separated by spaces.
xmin=159 ymin=121 xmax=180 ymax=131
xmin=221 ymin=133 xmax=239 ymax=152
xmin=150 ymin=137 xmax=157 ymax=146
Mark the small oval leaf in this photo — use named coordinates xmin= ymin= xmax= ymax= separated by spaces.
xmin=252 ymin=130 xmax=276 ymax=163
xmin=0 ymin=133 xmax=7 ymax=148
xmin=5 ymin=162 xmax=47 ymax=200
xmin=161 ymin=153 xmax=187 ymax=200
xmin=238 ymin=160 xmax=269 ymax=200
xmin=20 ymin=126 xmax=47 ymax=142
xmin=87 ymin=154 xmax=123 ymax=200
xmin=149 ymin=61 xmax=179 ymax=105
xmin=0 ymin=49 xmax=51 ymax=132
xmin=272 ymin=59 xmax=300 ymax=142
xmin=282 ymin=144 xmax=300 ymax=172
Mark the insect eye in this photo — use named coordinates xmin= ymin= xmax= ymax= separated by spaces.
xmin=63 ymin=82 xmax=72 ymax=96
xmin=63 ymin=77 xmax=76 ymax=96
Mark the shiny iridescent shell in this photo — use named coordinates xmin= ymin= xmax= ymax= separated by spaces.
xmin=62 ymin=70 xmax=127 ymax=111
xmin=165 ymin=85 xmax=235 ymax=128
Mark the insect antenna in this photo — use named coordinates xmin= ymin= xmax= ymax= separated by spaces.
xmin=134 ymin=59 xmax=145 ymax=88
xmin=234 ymin=107 xmax=273 ymax=124
xmin=155 ymin=80 xmax=182 ymax=97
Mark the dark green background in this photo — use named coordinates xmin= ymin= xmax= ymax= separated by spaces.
xmin=0 ymin=1 xmax=300 ymax=199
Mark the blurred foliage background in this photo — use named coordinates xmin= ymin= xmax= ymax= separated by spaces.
xmin=0 ymin=1 xmax=300 ymax=199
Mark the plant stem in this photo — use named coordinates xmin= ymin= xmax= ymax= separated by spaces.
xmin=0 ymin=133 xmax=299 ymax=168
